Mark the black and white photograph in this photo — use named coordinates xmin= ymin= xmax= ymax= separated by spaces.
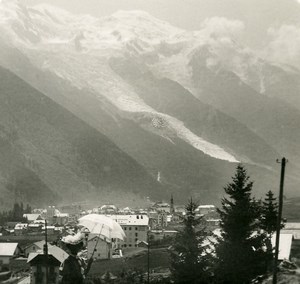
xmin=0 ymin=0 xmax=300 ymax=283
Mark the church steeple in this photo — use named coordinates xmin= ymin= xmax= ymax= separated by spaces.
xmin=170 ymin=194 xmax=174 ymax=214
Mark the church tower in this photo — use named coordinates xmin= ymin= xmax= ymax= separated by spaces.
xmin=170 ymin=194 xmax=174 ymax=214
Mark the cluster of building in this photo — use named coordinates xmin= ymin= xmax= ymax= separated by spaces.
xmin=0 ymin=196 xmax=299 ymax=283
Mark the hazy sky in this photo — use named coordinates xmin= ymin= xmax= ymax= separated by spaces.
xmin=23 ymin=0 xmax=300 ymax=49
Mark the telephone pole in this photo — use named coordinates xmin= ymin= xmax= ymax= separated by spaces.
xmin=272 ymin=157 xmax=287 ymax=284
xmin=147 ymin=229 xmax=150 ymax=284
xmin=44 ymin=219 xmax=49 ymax=284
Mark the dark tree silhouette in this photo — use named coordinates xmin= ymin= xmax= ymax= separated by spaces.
xmin=260 ymin=190 xmax=285 ymax=271
xmin=214 ymin=165 xmax=269 ymax=283
xmin=261 ymin=190 xmax=284 ymax=235
xmin=170 ymin=199 xmax=212 ymax=284
xmin=0 ymin=202 xmax=31 ymax=224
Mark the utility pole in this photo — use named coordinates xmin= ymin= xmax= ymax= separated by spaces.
xmin=272 ymin=157 xmax=287 ymax=284
xmin=147 ymin=228 xmax=150 ymax=284
xmin=44 ymin=219 xmax=49 ymax=284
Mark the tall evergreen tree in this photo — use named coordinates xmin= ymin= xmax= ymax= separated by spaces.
xmin=260 ymin=191 xmax=285 ymax=272
xmin=261 ymin=191 xmax=283 ymax=235
xmin=170 ymin=199 xmax=212 ymax=284
xmin=25 ymin=204 xmax=32 ymax=214
xmin=214 ymin=165 xmax=269 ymax=284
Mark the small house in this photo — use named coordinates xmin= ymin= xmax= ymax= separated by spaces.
xmin=28 ymin=253 xmax=60 ymax=284
xmin=14 ymin=223 xmax=28 ymax=236
xmin=271 ymin=233 xmax=294 ymax=261
xmin=0 ymin=243 xmax=21 ymax=268
xmin=24 ymin=240 xmax=45 ymax=257
xmin=27 ymin=243 xmax=69 ymax=284
xmin=87 ymin=234 xmax=112 ymax=260
xmin=23 ymin=214 xmax=43 ymax=223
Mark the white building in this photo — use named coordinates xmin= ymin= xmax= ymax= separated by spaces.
xmin=0 ymin=243 xmax=21 ymax=266
xmin=87 ymin=234 xmax=112 ymax=260
xmin=281 ymin=222 xmax=300 ymax=239
xmin=23 ymin=214 xmax=43 ymax=223
xmin=14 ymin=223 xmax=28 ymax=236
xmin=106 ymin=215 xmax=149 ymax=248
xmin=271 ymin=233 xmax=294 ymax=261
xmin=196 ymin=205 xmax=216 ymax=215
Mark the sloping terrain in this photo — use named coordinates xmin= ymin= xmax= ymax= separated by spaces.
xmin=0 ymin=66 xmax=163 ymax=207
xmin=0 ymin=1 xmax=299 ymax=204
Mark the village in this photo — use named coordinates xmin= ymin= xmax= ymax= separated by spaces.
xmin=0 ymin=195 xmax=299 ymax=283
xmin=0 ymin=197 xmax=219 ymax=283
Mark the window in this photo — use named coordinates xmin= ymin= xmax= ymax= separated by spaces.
xmin=129 ymin=244 xmax=132 ymax=247
xmin=135 ymin=227 xmax=138 ymax=230
xmin=129 ymin=227 xmax=132 ymax=230
xmin=135 ymin=233 xmax=138 ymax=237
xmin=124 ymin=227 xmax=127 ymax=230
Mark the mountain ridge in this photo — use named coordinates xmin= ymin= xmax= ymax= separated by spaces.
xmin=0 ymin=65 xmax=165 ymax=207
xmin=0 ymin=2 xmax=299 ymax=204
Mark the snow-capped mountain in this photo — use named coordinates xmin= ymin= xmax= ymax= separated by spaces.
xmin=0 ymin=0 xmax=300 ymax=203
xmin=0 ymin=1 xmax=240 ymax=162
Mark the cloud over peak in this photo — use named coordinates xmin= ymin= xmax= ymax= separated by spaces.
xmin=201 ymin=17 xmax=245 ymax=39
xmin=264 ymin=24 xmax=300 ymax=69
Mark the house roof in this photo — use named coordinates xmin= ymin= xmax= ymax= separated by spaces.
xmin=284 ymin=222 xmax=300 ymax=230
xmin=88 ymin=234 xmax=111 ymax=243
xmin=28 ymin=224 xmax=42 ymax=228
xmin=14 ymin=223 xmax=28 ymax=230
xmin=54 ymin=213 xmax=69 ymax=217
xmin=136 ymin=240 xmax=148 ymax=245
xmin=197 ymin=205 xmax=215 ymax=209
xmin=27 ymin=244 xmax=69 ymax=264
xmin=27 ymin=253 xmax=61 ymax=266
xmin=34 ymin=240 xmax=46 ymax=249
xmin=109 ymin=215 xmax=149 ymax=226
xmin=23 ymin=214 xmax=42 ymax=222
xmin=281 ymin=230 xmax=300 ymax=240
xmin=33 ymin=219 xmax=45 ymax=224
xmin=150 ymin=230 xmax=178 ymax=234
xmin=0 ymin=243 xmax=19 ymax=256
xmin=41 ymin=226 xmax=55 ymax=230
xmin=153 ymin=202 xmax=170 ymax=208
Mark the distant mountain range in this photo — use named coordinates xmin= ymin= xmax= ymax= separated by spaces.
xmin=0 ymin=1 xmax=299 ymax=206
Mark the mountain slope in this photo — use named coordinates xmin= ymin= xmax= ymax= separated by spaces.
xmin=0 ymin=66 xmax=164 ymax=207
xmin=0 ymin=2 xmax=299 ymax=203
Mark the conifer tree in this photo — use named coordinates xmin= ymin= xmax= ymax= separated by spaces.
xmin=170 ymin=199 xmax=212 ymax=284
xmin=261 ymin=191 xmax=283 ymax=235
xmin=260 ymin=191 xmax=285 ymax=271
xmin=214 ymin=165 xmax=269 ymax=284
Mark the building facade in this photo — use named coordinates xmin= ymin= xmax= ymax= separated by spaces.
xmin=87 ymin=234 xmax=112 ymax=260
xmin=108 ymin=215 xmax=149 ymax=248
